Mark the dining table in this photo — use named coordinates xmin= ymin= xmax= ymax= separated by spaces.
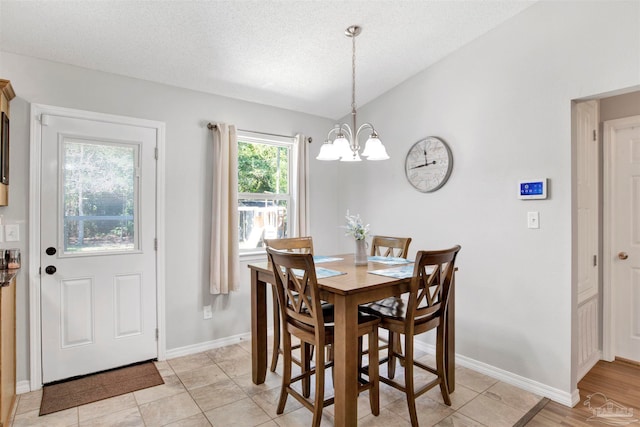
xmin=248 ymin=254 xmax=456 ymax=427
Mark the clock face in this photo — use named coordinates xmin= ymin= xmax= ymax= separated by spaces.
xmin=404 ymin=137 xmax=453 ymax=193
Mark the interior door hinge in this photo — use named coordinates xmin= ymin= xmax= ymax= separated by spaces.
xmin=154 ymin=238 xmax=158 ymax=250
xmin=154 ymin=147 xmax=158 ymax=160
xmin=593 ymin=129 xmax=597 ymax=141
xmin=593 ymin=254 xmax=597 ymax=267
xmin=155 ymin=328 xmax=159 ymax=340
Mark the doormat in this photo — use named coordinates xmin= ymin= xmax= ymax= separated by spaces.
xmin=39 ymin=361 xmax=164 ymax=416
xmin=512 ymin=397 xmax=549 ymax=427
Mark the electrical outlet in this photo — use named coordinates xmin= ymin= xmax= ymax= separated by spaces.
xmin=5 ymin=224 xmax=19 ymax=242
xmin=203 ymin=305 xmax=213 ymax=319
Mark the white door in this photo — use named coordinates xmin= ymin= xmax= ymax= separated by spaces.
xmin=40 ymin=113 xmax=158 ymax=383
xmin=577 ymin=100 xmax=599 ymax=302
xmin=606 ymin=115 xmax=640 ymax=363
xmin=575 ymin=100 xmax=600 ymax=379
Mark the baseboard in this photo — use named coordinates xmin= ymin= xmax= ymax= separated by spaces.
xmin=413 ymin=342 xmax=576 ymax=407
xmin=17 ymin=380 xmax=31 ymax=395
xmin=571 ymin=388 xmax=581 ymax=407
xmin=164 ymin=330 xmax=255 ymax=360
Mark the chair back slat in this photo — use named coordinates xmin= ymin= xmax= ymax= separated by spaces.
xmin=408 ymin=246 xmax=461 ymax=327
xmin=370 ymin=236 xmax=412 ymax=258
xmin=267 ymin=248 xmax=324 ymax=334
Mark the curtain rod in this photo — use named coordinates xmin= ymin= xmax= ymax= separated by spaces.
xmin=207 ymin=122 xmax=312 ymax=143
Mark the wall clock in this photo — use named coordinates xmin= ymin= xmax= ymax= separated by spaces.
xmin=404 ymin=136 xmax=453 ymax=193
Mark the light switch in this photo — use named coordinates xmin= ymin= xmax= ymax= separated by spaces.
xmin=527 ymin=212 xmax=540 ymax=229
xmin=203 ymin=305 xmax=213 ymax=320
xmin=5 ymin=224 xmax=19 ymax=241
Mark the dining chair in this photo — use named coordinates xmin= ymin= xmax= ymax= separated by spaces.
xmin=366 ymin=235 xmax=412 ymax=372
xmin=266 ymin=248 xmax=381 ymax=427
xmin=263 ymin=237 xmax=314 ymax=373
xmin=370 ymin=235 xmax=412 ymax=258
xmin=360 ymin=245 xmax=461 ymax=427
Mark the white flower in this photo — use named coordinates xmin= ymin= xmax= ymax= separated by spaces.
xmin=343 ymin=211 xmax=370 ymax=241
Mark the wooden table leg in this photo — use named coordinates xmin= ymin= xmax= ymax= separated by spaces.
xmin=251 ymin=269 xmax=267 ymax=384
xmin=332 ymin=295 xmax=359 ymax=427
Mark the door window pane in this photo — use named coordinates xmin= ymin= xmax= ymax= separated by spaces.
xmin=63 ymin=140 xmax=138 ymax=254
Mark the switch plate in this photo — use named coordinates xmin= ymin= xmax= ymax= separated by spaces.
xmin=527 ymin=212 xmax=540 ymax=229
xmin=203 ymin=305 xmax=213 ymax=319
xmin=5 ymin=224 xmax=19 ymax=241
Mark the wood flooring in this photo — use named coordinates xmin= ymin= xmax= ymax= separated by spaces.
xmin=525 ymin=359 xmax=640 ymax=426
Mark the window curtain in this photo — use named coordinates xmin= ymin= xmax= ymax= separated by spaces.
xmin=292 ymin=133 xmax=310 ymax=236
xmin=210 ymin=123 xmax=240 ymax=294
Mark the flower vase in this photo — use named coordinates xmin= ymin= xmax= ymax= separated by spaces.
xmin=354 ymin=239 xmax=368 ymax=266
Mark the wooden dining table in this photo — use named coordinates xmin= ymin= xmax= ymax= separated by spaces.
xmin=248 ymin=254 xmax=456 ymax=427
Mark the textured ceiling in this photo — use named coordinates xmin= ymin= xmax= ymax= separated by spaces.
xmin=0 ymin=0 xmax=536 ymax=119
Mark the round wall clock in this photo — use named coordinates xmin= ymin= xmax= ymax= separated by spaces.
xmin=404 ymin=136 xmax=453 ymax=193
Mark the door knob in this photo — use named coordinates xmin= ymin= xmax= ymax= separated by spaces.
xmin=45 ymin=265 xmax=57 ymax=275
xmin=618 ymin=252 xmax=629 ymax=260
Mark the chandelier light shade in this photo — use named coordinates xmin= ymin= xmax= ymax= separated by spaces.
xmin=316 ymin=25 xmax=389 ymax=162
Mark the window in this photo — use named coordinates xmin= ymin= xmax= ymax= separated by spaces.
xmin=63 ymin=139 xmax=138 ymax=254
xmin=237 ymin=131 xmax=295 ymax=253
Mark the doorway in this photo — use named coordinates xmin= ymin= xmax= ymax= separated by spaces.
xmin=29 ymin=104 xmax=167 ymax=388
xmin=574 ymin=90 xmax=640 ymax=390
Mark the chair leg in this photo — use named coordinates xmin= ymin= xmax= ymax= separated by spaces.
xmin=404 ymin=335 xmax=419 ymax=427
xmin=357 ymin=338 xmax=363 ymax=378
xmin=395 ymin=332 xmax=405 ymax=367
xmin=270 ymin=287 xmax=280 ymax=372
xmin=388 ymin=331 xmax=397 ymax=379
xmin=436 ymin=324 xmax=451 ymax=406
xmin=368 ymin=329 xmax=380 ymax=416
xmin=277 ymin=332 xmax=292 ymax=414
xmin=301 ymin=342 xmax=312 ymax=398
xmin=312 ymin=343 xmax=325 ymax=427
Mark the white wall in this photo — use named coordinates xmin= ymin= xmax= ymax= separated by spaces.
xmin=334 ymin=0 xmax=639 ymax=400
xmin=0 ymin=52 xmax=344 ymax=383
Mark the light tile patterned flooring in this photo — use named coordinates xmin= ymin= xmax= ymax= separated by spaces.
xmin=9 ymin=340 xmax=543 ymax=426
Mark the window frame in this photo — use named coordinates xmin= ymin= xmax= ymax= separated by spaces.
xmin=237 ymin=130 xmax=296 ymax=256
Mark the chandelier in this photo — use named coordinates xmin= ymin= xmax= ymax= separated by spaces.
xmin=316 ymin=25 xmax=389 ymax=162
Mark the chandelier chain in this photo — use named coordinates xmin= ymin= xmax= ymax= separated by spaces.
xmin=351 ymin=33 xmax=357 ymax=112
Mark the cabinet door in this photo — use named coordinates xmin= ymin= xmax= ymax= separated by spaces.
xmin=0 ymin=278 xmax=16 ymax=426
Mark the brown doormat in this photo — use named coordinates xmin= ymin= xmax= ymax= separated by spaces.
xmin=40 ymin=361 xmax=164 ymax=416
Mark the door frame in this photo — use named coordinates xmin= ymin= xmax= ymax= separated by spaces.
xmin=28 ymin=104 xmax=166 ymax=390
xmin=602 ymin=114 xmax=640 ymax=361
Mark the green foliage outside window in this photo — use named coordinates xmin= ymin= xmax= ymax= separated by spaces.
xmin=64 ymin=142 xmax=135 ymax=251
xmin=238 ymin=141 xmax=288 ymax=194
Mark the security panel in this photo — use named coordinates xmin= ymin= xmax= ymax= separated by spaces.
xmin=518 ymin=179 xmax=547 ymax=200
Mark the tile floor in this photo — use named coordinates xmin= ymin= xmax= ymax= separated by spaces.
xmin=9 ymin=340 xmax=543 ymax=426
